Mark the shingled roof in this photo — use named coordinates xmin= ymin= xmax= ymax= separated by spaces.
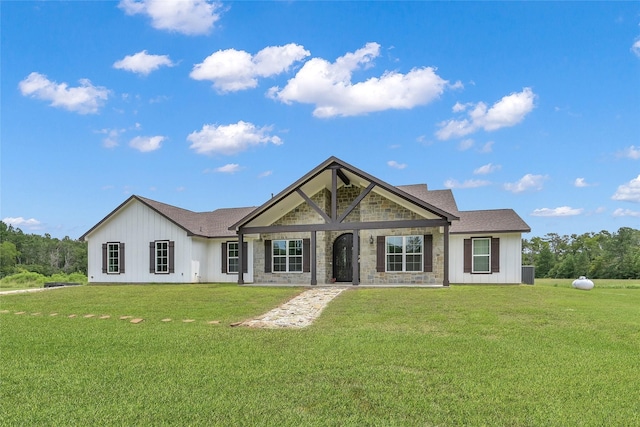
xmin=449 ymin=209 xmax=531 ymax=234
xmin=80 ymin=195 xmax=256 ymax=240
xmin=397 ymin=185 xmax=460 ymax=217
xmin=82 ymin=183 xmax=529 ymax=241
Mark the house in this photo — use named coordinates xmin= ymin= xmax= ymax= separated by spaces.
xmin=80 ymin=156 xmax=530 ymax=285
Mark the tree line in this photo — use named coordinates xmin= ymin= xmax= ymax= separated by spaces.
xmin=0 ymin=221 xmax=87 ymax=278
xmin=1 ymin=221 xmax=638 ymax=280
xmin=522 ymin=227 xmax=640 ymax=279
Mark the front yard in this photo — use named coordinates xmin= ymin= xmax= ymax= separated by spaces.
xmin=1 ymin=282 xmax=638 ymax=425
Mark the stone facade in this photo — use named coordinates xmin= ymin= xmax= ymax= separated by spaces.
xmin=252 ymin=185 xmax=445 ymax=285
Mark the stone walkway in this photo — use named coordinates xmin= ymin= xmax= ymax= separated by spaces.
xmin=1 ymin=286 xmax=346 ymax=328
xmin=237 ymin=287 xmax=346 ymax=329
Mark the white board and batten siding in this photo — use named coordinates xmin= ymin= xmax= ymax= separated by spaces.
xmin=85 ymin=199 xmax=253 ymax=284
xmin=86 ymin=199 xmax=193 ymax=283
xmin=449 ymin=233 xmax=523 ymax=284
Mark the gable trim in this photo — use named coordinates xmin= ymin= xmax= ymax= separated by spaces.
xmin=229 ymin=156 xmax=459 ymax=232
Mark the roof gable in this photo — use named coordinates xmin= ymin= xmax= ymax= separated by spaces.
xmin=230 ymin=156 xmax=459 ymax=230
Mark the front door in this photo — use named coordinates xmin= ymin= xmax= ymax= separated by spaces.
xmin=333 ymin=233 xmax=353 ymax=282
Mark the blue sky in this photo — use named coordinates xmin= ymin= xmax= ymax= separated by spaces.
xmin=2 ymin=1 xmax=639 ymax=240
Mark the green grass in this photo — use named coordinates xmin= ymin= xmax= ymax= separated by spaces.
xmin=534 ymin=277 xmax=640 ymax=289
xmin=1 ymin=283 xmax=639 ymax=426
xmin=0 ymin=271 xmax=87 ymax=290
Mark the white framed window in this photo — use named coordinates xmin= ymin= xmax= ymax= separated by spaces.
xmin=386 ymin=236 xmax=423 ymax=272
xmin=272 ymin=239 xmax=303 ymax=273
xmin=472 ymin=238 xmax=491 ymax=273
xmin=107 ymin=242 xmax=120 ymax=274
xmin=155 ymin=240 xmax=169 ymax=273
xmin=227 ymin=242 xmax=239 ymax=274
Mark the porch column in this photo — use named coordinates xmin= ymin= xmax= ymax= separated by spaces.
xmin=238 ymin=231 xmax=244 ymax=285
xmin=310 ymin=231 xmax=317 ymax=285
xmin=352 ymin=229 xmax=359 ymax=285
xmin=443 ymin=223 xmax=450 ymax=287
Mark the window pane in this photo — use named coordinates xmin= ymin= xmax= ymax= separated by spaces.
xmin=273 ymin=256 xmax=286 ymax=272
xmin=288 ymin=240 xmax=302 ymax=256
xmin=406 ymin=254 xmax=422 ymax=272
xmin=228 ymin=242 xmax=238 ymax=257
xmin=273 ymin=240 xmax=286 ymax=256
xmin=474 ymin=255 xmax=490 ymax=272
xmin=406 ymin=236 xmax=423 ymax=254
xmin=473 ymin=239 xmax=490 ymax=255
xmin=387 ymin=254 xmax=403 ymax=271
xmin=228 ymin=259 xmax=239 ymax=273
xmin=386 ymin=236 xmax=403 ymax=254
xmin=289 ymin=256 xmax=302 ymax=272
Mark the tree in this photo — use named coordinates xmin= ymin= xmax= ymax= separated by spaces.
xmin=523 ymin=228 xmax=640 ymax=279
xmin=0 ymin=241 xmax=20 ymax=277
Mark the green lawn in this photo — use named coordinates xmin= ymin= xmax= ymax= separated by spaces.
xmin=1 ymin=282 xmax=639 ymax=426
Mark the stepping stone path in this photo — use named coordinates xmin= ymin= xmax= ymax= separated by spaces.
xmin=238 ymin=287 xmax=345 ymax=329
xmin=1 ymin=287 xmax=345 ymax=328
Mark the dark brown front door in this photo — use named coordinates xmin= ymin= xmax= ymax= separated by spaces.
xmin=333 ymin=233 xmax=353 ymax=282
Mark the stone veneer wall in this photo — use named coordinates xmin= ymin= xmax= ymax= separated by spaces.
xmin=252 ymin=185 xmax=445 ymax=285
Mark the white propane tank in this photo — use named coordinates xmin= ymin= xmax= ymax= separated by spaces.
xmin=572 ymin=276 xmax=594 ymax=290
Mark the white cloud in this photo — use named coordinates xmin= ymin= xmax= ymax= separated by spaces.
xmin=444 ymin=179 xmax=491 ymax=189
xmin=214 ymin=163 xmax=241 ymax=173
xmin=613 ymin=208 xmax=640 ymax=217
xmin=96 ymin=128 xmax=125 ymax=148
xmin=531 ymin=206 xmax=583 ymax=217
xmin=452 ymin=101 xmax=470 ymax=113
xmin=113 ymin=50 xmax=176 ymax=75
xmin=436 ymin=88 xmax=536 ymax=140
xmin=129 ymin=135 xmax=165 ymax=152
xmin=18 ymin=72 xmax=109 ymax=114
xmin=611 ymin=174 xmax=640 ymax=202
xmin=190 ymin=44 xmax=310 ymax=92
xmin=474 ymin=163 xmax=501 ymax=175
xmin=618 ymin=145 xmax=640 ymax=160
xmin=2 ymin=217 xmax=43 ymax=230
xmin=632 ymin=39 xmax=640 ymax=58
xmin=574 ymin=177 xmax=592 ymax=188
xmin=187 ymin=121 xmax=283 ymax=155
xmin=258 ymin=170 xmax=273 ymax=178
xmin=269 ymin=42 xmax=453 ymax=117
xmin=118 ymin=0 xmax=221 ymax=35
xmin=387 ymin=160 xmax=407 ymax=170
xmin=504 ymin=173 xmax=547 ymax=193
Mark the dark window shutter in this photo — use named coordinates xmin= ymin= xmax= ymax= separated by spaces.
xmin=264 ymin=240 xmax=272 ymax=273
xmin=221 ymin=242 xmax=228 ymax=274
xmin=242 ymin=242 xmax=248 ymax=274
xmin=303 ymin=238 xmax=310 ymax=273
xmin=423 ymin=235 xmax=433 ymax=273
xmin=491 ymin=238 xmax=500 ymax=273
xmin=376 ymin=236 xmax=385 ymax=272
xmin=168 ymin=241 xmax=175 ymax=274
xmin=463 ymin=239 xmax=472 ymax=273
xmin=149 ymin=242 xmax=155 ymax=273
xmin=102 ymin=243 xmax=107 ymax=273
xmin=119 ymin=242 xmax=125 ymax=274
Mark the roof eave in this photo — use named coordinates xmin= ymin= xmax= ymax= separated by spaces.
xmin=450 ymin=228 xmax=531 ymax=235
